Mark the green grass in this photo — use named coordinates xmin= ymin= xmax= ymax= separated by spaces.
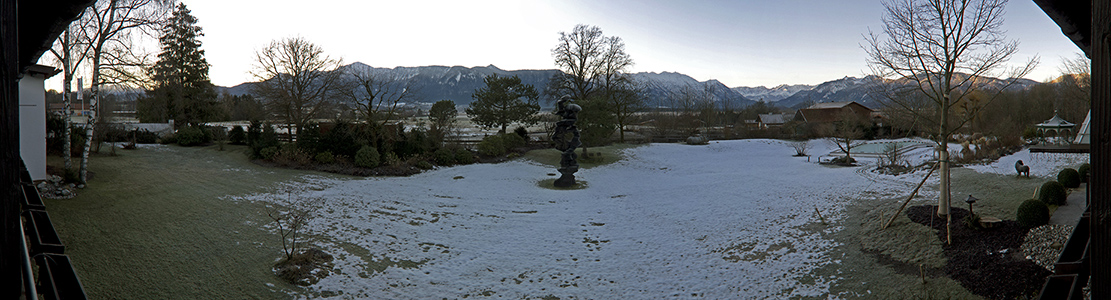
xmin=522 ymin=143 xmax=642 ymax=168
xmin=44 ymin=144 xmax=346 ymax=299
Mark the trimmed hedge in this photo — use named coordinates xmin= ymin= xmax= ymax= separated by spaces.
xmin=1016 ymin=199 xmax=1050 ymax=228
xmin=1078 ymin=163 xmax=1091 ymax=183
xmin=176 ymin=126 xmax=207 ymax=147
xmin=455 ymin=148 xmax=475 ymax=164
xmin=1058 ymin=168 xmax=1080 ymax=188
xmin=477 ymin=135 xmax=506 ymax=156
xmin=355 ymin=146 xmax=380 ymax=168
xmin=1038 ymin=181 xmax=1068 ymax=205
xmin=433 ymin=148 xmax=456 ymax=165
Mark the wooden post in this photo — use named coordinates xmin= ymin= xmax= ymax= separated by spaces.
xmin=1090 ymin=0 xmax=1110 ymax=297
xmin=882 ymin=163 xmax=938 ymax=230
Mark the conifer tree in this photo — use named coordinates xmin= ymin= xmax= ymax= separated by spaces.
xmin=466 ymin=75 xmax=540 ymax=134
xmin=147 ymin=3 xmax=216 ymax=127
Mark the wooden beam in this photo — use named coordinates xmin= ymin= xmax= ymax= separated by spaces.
xmin=0 ymin=0 xmax=21 ymax=296
xmin=1090 ymin=0 xmax=1110 ymax=297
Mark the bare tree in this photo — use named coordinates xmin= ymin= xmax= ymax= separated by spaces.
xmin=551 ymin=24 xmax=606 ymax=101
xmin=81 ymin=0 xmax=170 ymax=183
xmin=550 ymin=24 xmax=637 ymax=149
xmin=342 ymin=66 xmax=419 ymax=126
xmin=820 ymin=110 xmax=869 ymax=164
xmin=264 ymin=191 xmax=323 ymax=261
xmin=790 ymin=140 xmax=811 ymax=157
xmin=1055 ymin=53 xmax=1090 ymax=121
xmin=595 ymin=36 xmax=644 ymax=142
xmin=251 ymin=37 xmax=345 ymax=135
xmin=864 ymin=0 xmax=1037 ymax=218
xmin=49 ymin=22 xmax=93 ymax=174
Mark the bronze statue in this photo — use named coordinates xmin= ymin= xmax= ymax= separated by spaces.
xmin=551 ymin=95 xmax=582 ymax=187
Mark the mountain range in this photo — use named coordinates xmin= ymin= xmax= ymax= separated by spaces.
xmin=219 ymin=63 xmax=1040 ymax=110
xmin=220 ymin=63 xmax=754 ymax=109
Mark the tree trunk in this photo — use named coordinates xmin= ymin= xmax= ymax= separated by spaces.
xmin=62 ymin=28 xmax=73 ymax=172
xmin=938 ymin=81 xmax=952 ymax=218
xmin=80 ymin=45 xmax=100 ymax=184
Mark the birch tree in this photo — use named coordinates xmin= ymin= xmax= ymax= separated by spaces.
xmin=864 ymin=0 xmax=1036 ymax=220
xmin=48 ymin=21 xmax=93 ymax=174
xmin=81 ymin=0 xmax=169 ymax=183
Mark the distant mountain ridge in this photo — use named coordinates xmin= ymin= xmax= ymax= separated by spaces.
xmin=218 ymin=64 xmax=1040 ymax=110
xmin=731 ymin=84 xmax=814 ymax=102
xmin=218 ymin=63 xmax=753 ymax=108
xmin=773 ymin=74 xmax=1040 ymax=110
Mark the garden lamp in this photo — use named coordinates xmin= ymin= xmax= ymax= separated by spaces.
xmin=965 ymin=195 xmax=978 ymax=215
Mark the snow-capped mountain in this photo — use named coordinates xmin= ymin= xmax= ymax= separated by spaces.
xmin=772 ymin=74 xmax=1038 ymax=109
xmin=731 ymin=84 xmax=814 ymax=103
xmin=775 ymin=76 xmax=883 ymax=109
xmin=222 ymin=64 xmax=753 ymax=108
xmin=631 ymin=72 xmax=753 ymax=109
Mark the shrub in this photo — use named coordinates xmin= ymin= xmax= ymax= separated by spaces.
xmin=477 ymin=135 xmax=506 ymax=156
xmin=455 ymin=148 xmax=475 ymax=164
xmin=1078 ymin=163 xmax=1091 ymax=183
xmin=962 ymin=213 xmax=982 ymax=230
xmin=1016 ymin=199 xmax=1050 ymax=228
xmin=296 ymin=123 xmax=322 ymax=153
xmin=1038 ymin=181 xmax=1068 ymax=205
xmin=249 ymin=122 xmax=281 ymax=159
xmin=176 ymin=126 xmax=207 ymax=146
xmin=394 ymin=128 xmax=430 ymax=158
xmin=416 ymin=160 xmax=434 ymax=170
xmin=273 ymin=144 xmax=312 ymax=165
xmin=514 ymin=126 xmax=529 ymax=140
xmin=159 ymin=133 xmax=176 ymax=145
xmin=260 ymin=146 xmax=279 ymax=160
xmin=229 ymin=126 xmax=246 ymax=145
xmin=383 ymin=152 xmax=401 ymax=167
xmin=1057 ymin=168 xmax=1081 ymax=188
xmin=315 ymin=151 xmax=335 ymax=164
xmin=355 ymin=146 xmax=380 ymax=168
xmin=501 ymin=133 xmax=526 ymax=150
xmin=433 ymin=148 xmax=456 ymax=165
xmin=131 ymin=129 xmax=159 ymax=144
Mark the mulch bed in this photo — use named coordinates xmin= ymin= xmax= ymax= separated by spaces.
xmin=906 ymin=205 xmax=1051 ymax=299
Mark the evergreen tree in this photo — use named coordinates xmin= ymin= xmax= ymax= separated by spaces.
xmin=466 ymin=75 xmax=540 ymax=133
xmin=146 ymin=3 xmax=216 ymax=127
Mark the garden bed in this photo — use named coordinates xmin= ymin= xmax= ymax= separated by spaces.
xmin=906 ymin=205 xmax=1051 ymax=299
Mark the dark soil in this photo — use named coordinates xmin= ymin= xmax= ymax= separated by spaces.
xmin=906 ymin=205 xmax=1051 ymax=299
xmin=275 ymin=248 xmax=334 ymax=286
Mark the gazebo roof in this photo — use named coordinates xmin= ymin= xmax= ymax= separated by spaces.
xmin=1036 ymin=113 xmax=1075 ymax=128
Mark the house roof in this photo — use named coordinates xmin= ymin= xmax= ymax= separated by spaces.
xmin=1033 ymin=0 xmax=1091 ymax=56
xmin=805 ymin=101 xmax=874 ymax=111
xmin=795 ymin=101 xmax=874 ymax=123
xmin=25 ymin=64 xmax=60 ymax=78
xmin=757 ymin=113 xmax=787 ymax=124
xmin=18 ymin=0 xmax=96 ymax=71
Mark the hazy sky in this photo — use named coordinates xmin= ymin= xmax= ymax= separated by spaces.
xmin=54 ymin=0 xmax=1082 ymax=89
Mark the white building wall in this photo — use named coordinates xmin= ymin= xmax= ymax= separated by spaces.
xmin=19 ymin=73 xmax=48 ymax=181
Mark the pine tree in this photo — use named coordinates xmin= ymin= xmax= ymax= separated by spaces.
xmin=147 ymin=3 xmax=216 ymax=127
xmin=466 ymin=75 xmax=540 ymax=134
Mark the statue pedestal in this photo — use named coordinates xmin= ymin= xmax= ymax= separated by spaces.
xmin=554 ymin=174 xmax=576 ymax=187
xmin=554 ymin=165 xmax=577 ymax=187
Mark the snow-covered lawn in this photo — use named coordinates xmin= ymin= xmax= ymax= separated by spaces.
xmin=232 ymin=140 xmax=944 ymax=298
xmin=967 ymin=148 xmax=1089 ymax=178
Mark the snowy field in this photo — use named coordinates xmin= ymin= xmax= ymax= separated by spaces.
xmin=232 ymin=139 xmax=1004 ymax=299
xmin=967 ymin=148 xmax=1089 ymax=178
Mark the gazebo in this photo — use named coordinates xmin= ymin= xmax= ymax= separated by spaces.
xmin=1036 ymin=111 xmax=1076 ymax=145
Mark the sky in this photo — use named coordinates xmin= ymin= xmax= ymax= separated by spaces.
xmin=45 ymin=0 xmax=1082 ymax=89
